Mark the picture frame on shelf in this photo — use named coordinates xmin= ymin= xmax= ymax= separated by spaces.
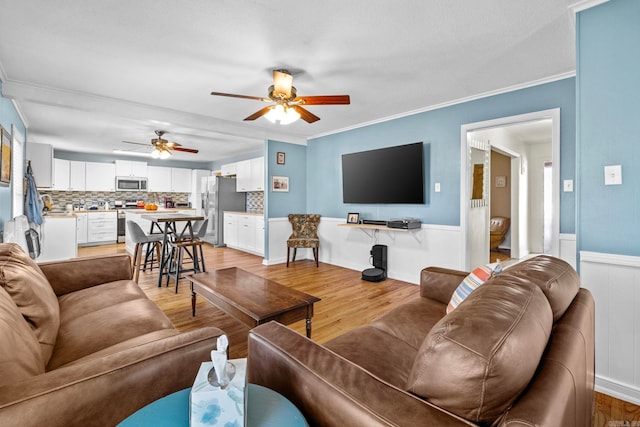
xmin=272 ymin=176 xmax=289 ymax=192
xmin=0 ymin=126 xmax=12 ymax=185
xmin=276 ymin=152 xmax=286 ymax=165
xmin=347 ymin=212 xmax=360 ymax=224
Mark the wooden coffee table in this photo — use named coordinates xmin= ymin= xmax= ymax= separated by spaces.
xmin=189 ymin=267 xmax=321 ymax=338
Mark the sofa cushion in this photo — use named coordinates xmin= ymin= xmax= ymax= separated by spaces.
xmin=406 ymin=277 xmax=553 ymax=424
xmin=0 ymin=243 xmax=59 ymax=365
xmin=47 ymin=298 xmax=174 ymax=370
xmin=0 ymin=286 xmax=45 ymax=386
xmin=499 ymin=255 xmax=580 ymax=322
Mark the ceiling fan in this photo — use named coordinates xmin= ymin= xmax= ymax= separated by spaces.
xmin=122 ymin=130 xmax=199 ymax=159
xmin=210 ymin=69 xmax=350 ymax=124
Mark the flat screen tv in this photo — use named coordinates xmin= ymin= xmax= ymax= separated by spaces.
xmin=342 ymin=142 xmax=424 ymax=204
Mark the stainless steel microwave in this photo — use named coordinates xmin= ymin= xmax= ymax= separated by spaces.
xmin=115 ymin=176 xmax=147 ymax=191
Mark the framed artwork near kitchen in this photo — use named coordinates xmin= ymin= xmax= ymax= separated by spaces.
xmin=276 ymin=151 xmax=286 ymax=165
xmin=272 ymin=176 xmax=289 ymax=192
xmin=0 ymin=125 xmax=11 ymax=185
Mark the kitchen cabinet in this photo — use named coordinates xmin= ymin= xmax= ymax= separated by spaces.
xmin=171 ymin=168 xmax=192 ymax=192
xmin=147 ymin=166 xmax=172 ymax=192
xmin=148 ymin=166 xmax=192 ymax=192
xmin=115 ymin=160 xmax=147 ymax=177
xmin=223 ymin=213 xmax=239 ymax=247
xmin=76 ymin=213 xmax=88 ymax=244
xmin=85 ymin=162 xmax=116 ymax=191
xmin=53 ymin=159 xmax=86 ymax=191
xmin=27 ymin=142 xmax=53 ymax=188
xmin=223 ymin=212 xmax=264 ymax=256
xmin=39 ymin=216 xmax=78 ymax=262
xmin=236 ymin=157 xmax=265 ymax=192
xmin=221 ymin=163 xmax=236 ymax=177
xmin=87 ymin=212 xmax=117 ymax=244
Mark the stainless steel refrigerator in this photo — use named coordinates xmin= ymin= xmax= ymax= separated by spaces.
xmin=201 ymin=176 xmax=246 ymax=246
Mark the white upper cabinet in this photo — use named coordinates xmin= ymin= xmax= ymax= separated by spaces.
xmin=171 ymin=168 xmax=192 ymax=192
xmin=27 ymin=142 xmax=54 ymax=188
xmin=236 ymin=157 xmax=264 ymax=192
xmin=115 ymin=160 xmax=147 ymax=177
xmin=54 ymin=159 xmax=85 ymax=191
xmin=147 ymin=166 xmax=172 ymax=192
xmin=85 ymin=162 xmax=116 ymax=192
xmin=221 ymin=163 xmax=236 ymax=176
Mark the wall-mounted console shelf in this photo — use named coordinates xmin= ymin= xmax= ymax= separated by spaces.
xmin=338 ymin=223 xmax=423 ymax=243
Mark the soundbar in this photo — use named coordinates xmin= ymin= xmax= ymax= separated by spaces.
xmin=361 ymin=219 xmax=387 ymax=226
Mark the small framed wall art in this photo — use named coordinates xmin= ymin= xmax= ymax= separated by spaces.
xmin=347 ymin=212 xmax=360 ymax=224
xmin=495 ymin=176 xmax=507 ymax=188
xmin=272 ymin=176 xmax=289 ymax=192
xmin=0 ymin=126 xmax=12 ymax=185
xmin=276 ymin=152 xmax=286 ymax=165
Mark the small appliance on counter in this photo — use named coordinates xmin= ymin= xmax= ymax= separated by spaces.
xmin=164 ymin=197 xmax=174 ymax=208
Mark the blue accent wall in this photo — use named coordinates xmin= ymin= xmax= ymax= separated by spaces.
xmin=308 ymin=78 xmax=576 ymax=231
xmin=0 ymin=80 xmax=27 ymax=231
xmin=577 ymin=0 xmax=640 ymax=256
xmin=266 ymin=140 xmax=306 ymax=218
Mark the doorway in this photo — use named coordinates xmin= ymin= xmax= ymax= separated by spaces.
xmin=460 ymin=109 xmax=559 ymax=270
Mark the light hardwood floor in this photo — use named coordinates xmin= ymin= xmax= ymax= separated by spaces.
xmin=78 ymin=243 xmax=639 ymax=426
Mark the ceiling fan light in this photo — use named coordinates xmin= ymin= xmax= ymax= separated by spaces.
xmin=280 ymin=107 xmax=300 ymax=125
xmin=151 ymin=148 xmax=161 ymax=158
xmin=159 ymin=149 xmax=171 ymax=159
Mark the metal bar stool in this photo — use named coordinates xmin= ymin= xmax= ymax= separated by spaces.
xmin=165 ymin=219 xmax=208 ymax=293
xmin=127 ymin=220 xmax=163 ymax=283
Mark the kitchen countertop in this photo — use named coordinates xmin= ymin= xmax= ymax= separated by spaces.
xmin=123 ymin=208 xmax=195 ymax=214
xmin=224 ymin=211 xmax=264 ymax=216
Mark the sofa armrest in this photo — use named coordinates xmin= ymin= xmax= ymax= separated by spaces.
xmin=39 ymin=254 xmax=133 ymax=296
xmin=420 ymin=266 xmax=468 ymax=304
xmin=248 ymin=322 xmax=474 ymax=427
xmin=0 ymin=326 xmax=224 ymax=427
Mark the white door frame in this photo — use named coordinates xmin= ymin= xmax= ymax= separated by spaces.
xmin=460 ymin=108 xmax=560 ymax=270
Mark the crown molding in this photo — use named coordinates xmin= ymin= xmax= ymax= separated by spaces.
xmin=569 ymin=0 xmax=610 ymax=14
xmin=309 ymin=71 xmax=576 ymax=141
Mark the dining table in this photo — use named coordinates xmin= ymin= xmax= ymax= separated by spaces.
xmin=141 ymin=212 xmax=205 ymax=287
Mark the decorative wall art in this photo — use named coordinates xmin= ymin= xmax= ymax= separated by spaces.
xmin=272 ymin=176 xmax=289 ymax=192
xmin=0 ymin=126 xmax=12 ymax=185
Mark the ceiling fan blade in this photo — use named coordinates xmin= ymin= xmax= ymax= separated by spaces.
xmin=293 ymin=105 xmax=321 ymax=123
xmin=122 ymin=140 xmax=150 ymax=146
xmin=166 ymin=141 xmax=182 ymax=148
xmin=210 ymin=91 xmax=268 ymax=102
xmin=297 ymin=95 xmax=351 ymax=105
xmin=273 ymin=70 xmax=293 ymax=98
xmin=172 ymin=147 xmax=199 ymax=154
xmin=244 ymin=106 xmax=273 ymax=121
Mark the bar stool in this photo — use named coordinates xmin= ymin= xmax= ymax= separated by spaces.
xmin=127 ymin=220 xmax=163 ymax=283
xmin=165 ymin=219 xmax=208 ymax=293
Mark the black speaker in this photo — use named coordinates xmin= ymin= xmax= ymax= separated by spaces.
xmin=362 ymin=244 xmax=387 ymax=282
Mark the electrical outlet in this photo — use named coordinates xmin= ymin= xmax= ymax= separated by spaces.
xmin=604 ymin=165 xmax=622 ymax=185
xmin=563 ymin=179 xmax=573 ymax=192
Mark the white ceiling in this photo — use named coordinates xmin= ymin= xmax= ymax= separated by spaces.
xmin=0 ymin=1 xmax=576 ymax=164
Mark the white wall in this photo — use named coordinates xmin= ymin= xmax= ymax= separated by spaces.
xmin=267 ymin=217 xmax=463 ymax=284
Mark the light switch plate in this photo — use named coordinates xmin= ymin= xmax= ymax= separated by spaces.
xmin=563 ymin=179 xmax=573 ymax=192
xmin=604 ymin=165 xmax=622 ymax=185
xmin=434 ymin=182 xmax=441 ymax=192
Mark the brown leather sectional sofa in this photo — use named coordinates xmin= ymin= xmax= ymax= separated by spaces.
xmin=0 ymin=243 xmax=224 ymax=426
xmin=248 ymin=255 xmax=595 ymax=426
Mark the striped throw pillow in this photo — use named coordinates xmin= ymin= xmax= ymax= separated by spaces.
xmin=446 ymin=262 xmax=503 ymax=313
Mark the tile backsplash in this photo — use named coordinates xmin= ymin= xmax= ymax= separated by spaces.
xmin=246 ymin=191 xmax=264 ymax=213
xmin=42 ymin=191 xmax=190 ymax=210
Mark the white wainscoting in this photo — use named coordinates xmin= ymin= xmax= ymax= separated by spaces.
xmin=580 ymin=251 xmax=640 ymax=405
xmin=559 ymin=233 xmax=577 ymax=269
xmin=266 ymin=217 xmax=463 ymax=284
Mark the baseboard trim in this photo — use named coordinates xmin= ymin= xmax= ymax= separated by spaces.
xmin=596 ymin=376 xmax=640 ymax=406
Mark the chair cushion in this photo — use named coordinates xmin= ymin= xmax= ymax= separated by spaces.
xmin=0 ymin=286 xmax=45 ymax=386
xmin=406 ymin=277 xmax=553 ymax=424
xmin=286 ymin=238 xmax=319 ymax=248
xmin=0 ymin=243 xmax=60 ymax=365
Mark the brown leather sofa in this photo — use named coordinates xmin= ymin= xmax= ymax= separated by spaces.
xmin=247 ymin=255 xmax=595 ymax=427
xmin=0 ymin=243 xmax=224 ymax=426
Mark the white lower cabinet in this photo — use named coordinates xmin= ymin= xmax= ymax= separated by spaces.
xmin=76 ymin=213 xmax=88 ymax=244
xmin=223 ymin=212 xmax=263 ymax=256
xmin=86 ymin=212 xmax=117 ymax=244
